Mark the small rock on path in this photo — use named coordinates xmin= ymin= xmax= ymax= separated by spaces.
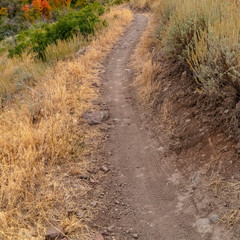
xmin=82 ymin=111 xmax=109 ymax=125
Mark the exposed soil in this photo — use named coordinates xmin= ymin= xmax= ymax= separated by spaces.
xmin=145 ymin=54 xmax=240 ymax=180
xmin=83 ymin=12 xmax=240 ymax=240
xmin=130 ymin=50 xmax=240 ymax=239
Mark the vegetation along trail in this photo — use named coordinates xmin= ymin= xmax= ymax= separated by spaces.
xmin=91 ymin=12 xmax=225 ymax=240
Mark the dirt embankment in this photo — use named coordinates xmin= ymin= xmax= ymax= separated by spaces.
xmin=132 ymin=12 xmax=240 ymax=237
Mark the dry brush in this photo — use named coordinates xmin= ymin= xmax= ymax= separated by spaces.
xmin=0 ymin=7 xmax=132 ymax=239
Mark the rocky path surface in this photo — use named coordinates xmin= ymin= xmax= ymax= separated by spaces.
xmin=94 ymin=13 xmax=228 ymax=240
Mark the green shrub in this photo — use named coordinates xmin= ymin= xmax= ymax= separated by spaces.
xmin=9 ymin=3 xmax=105 ymax=60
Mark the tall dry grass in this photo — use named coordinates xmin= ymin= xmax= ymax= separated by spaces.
xmin=0 ymin=7 xmax=133 ymax=239
xmin=0 ymin=32 xmax=88 ymax=105
xmin=185 ymin=0 xmax=240 ymax=94
xmin=0 ymin=54 xmax=46 ymax=105
xmin=45 ymin=34 xmax=87 ymax=63
xmin=131 ymin=14 xmax=160 ymax=106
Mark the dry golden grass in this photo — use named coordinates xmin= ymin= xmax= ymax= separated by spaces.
xmin=149 ymin=0 xmax=240 ymax=94
xmin=0 ymin=54 xmax=47 ymax=105
xmin=209 ymin=175 xmax=240 ymax=226
xmin=0 ymin=7 xmax=133 ymax=239
xmin=0 ymin=16 xmax=106 ymax=104
xmin=132 ymin=15 xmax=175 ymax=136
xmin=131 ymin=0 xmax=240 ymax=93
xmin=131 ymin=14 xmax=160 ymax=106
xmin=45 ymin=34 xmax=87 ymax=63
xmin=185 ymin=0 xmax=240 ymax=93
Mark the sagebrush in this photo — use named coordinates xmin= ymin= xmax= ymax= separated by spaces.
xmin=133 ymin=0 xmax=240 ymax=95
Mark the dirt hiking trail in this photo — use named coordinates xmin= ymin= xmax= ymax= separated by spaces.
xmin=94 ymin=13 xmax=233 ymax=240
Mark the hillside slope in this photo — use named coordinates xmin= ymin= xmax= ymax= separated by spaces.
xmin=0 ymin=6 xmax=132 ymax=239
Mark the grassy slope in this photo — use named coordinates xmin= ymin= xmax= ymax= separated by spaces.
xmin=0 ymin=7 xmax=132 ymax=239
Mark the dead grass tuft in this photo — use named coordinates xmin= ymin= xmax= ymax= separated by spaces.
xmin=221 ymin=210 xmax=240 ymax=226
xmin=209 ymin=175 xmax=240 ymax=198
xmin=209 ymin=175 xmax=240 ymax=226
xmin=0 ymin=7 xmax=133 ymax=239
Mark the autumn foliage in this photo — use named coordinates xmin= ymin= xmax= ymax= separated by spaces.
xmin=0 ymin=7 xmax=7 ymax=16
xmin=22 ymin=0 xmax=73 ymax=20
xmin=22 ymin=0 xmax=51 ymax=19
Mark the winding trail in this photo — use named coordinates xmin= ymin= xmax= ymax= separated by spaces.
xmin=97 ymin=13 xmax=225 ymax=240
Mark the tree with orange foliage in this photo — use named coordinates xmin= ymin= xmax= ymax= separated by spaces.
xmin=22 ymin=0 xmax=52 ymax=20
xmin=22 ymin=4 xmax=30 ymax=18
xmin=40 ymin=0 xmax=52 ymax=18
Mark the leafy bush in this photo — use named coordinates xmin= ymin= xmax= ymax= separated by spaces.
xmin=9 ymin=2 xmax=104 ymax=60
